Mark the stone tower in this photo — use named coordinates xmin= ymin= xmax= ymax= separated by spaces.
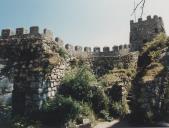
xmin=130 ymin=15 xmax=165 ymax=51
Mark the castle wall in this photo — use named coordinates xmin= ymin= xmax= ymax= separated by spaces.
xmin=0 ymin=27 xmax=67 ymax=115
xmin=0 ymin=26 xmax=53 ymax=40
xmin=63 ymin=43 xmax=130 ymax=58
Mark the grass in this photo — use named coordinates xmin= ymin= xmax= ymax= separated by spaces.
xmin=142 ymin=62 xmax=164 ymax=82
xmin=48 ymin=54 xmax=61 ymax=65
xmin=100 ymin=68 xmax=136 ymax=87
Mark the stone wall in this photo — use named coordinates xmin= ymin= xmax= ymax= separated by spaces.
xmin=92 ymin=52 xmax=138 ymax=76
xmin=0 ymin=27 xmax=68 ymax=115
xmin=64 ymin=43 xmax=130 ymax=58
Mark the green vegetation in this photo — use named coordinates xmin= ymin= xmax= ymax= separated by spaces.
xmin=11 ymin=116 xmax=41 ymax=128
xmin=131 ymin=33 xmax=169 ymax=123
xmin=109 ymin=101 xmax=129 ymax=118
xmin=100 ymin=69 xmax=135 ymax=87
xmin=138 ymin=33 xmax=169 ymax=68
xmin=99 ymin=69 xmax=133 ymax=118
xmin=41 ymin=95 xmax=81 ymax=126
xmin=141 ymin=62 xmax=164 ymax=82
xmin=38 ymin=94 xmax=96 ymax=127
xmin=59 ymin=66 xmax=109 ymax=115
xmin=57 ymin=47 xmax=70 ymax=59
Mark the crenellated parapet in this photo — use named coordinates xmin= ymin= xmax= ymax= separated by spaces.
xmin=0 ymin=27 xmax=130 ymax=58
xmin=130 ymin=15 xmax=163 ymax=26
xmin=0 ymin=26 xmax=53 ymax=40
xmin=63 ymin=43 xmax=130 ymax=57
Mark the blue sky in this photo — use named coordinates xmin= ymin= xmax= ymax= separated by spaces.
xmin=0 ymin=0 xmax=169 ymax=47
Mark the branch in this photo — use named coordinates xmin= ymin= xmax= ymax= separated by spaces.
xmin=140 ymin=0 xmax=146 ymax=17
xmin=131 ymin=0 xmax=146 ymax=18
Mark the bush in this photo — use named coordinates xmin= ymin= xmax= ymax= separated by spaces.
xmin=109 ymin=101 xmax=129 ymax=118
xmin=76 ymin=102 xmax=95 ymax=125
xmin=40 ymin=94 xmax=80 ymax=126
xmin=59 ymin=65 xmax=110 ymax=120
xmin=11 ymin=116 xmax=41 ymax=128
xmin=58 ymin=48 xmax=69 ymax=59
xmin=59 ymin=66 xmax=97 ymax=102
xmin=59 ymin=66 xmax=109 ymax=115
xmin=91 ymin=86 xmax=109 ymax=114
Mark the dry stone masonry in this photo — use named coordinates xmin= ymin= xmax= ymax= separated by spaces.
xmin=0 ymin=26 xmax=68 ymax=115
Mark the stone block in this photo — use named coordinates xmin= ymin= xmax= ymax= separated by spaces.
xmin=113 ymin=46 xmax=119 ymax=52
xmin=147 ymin=15 xmax=152 ymax=20
xmin=16 ymin=28 xmax=28 ymax=36
xmin=84 ymin=47 xmax=91 ymax=52
xmin=138 ymin=18 xmax=142 ymax=22
xmin=1 ymin=29 xmax=14 ymax=38
xmin=30 ymin=26 xmax=39 ymax=35
xmin=65 ymin=44 xmax=73 ymax=51
xmin=93 ymin=47 xmax=100 ymax=53
xmin=103 ymin=47 xmax=110 ymax=52
xmin=75 ymin=45 xmax=82 ymax=51
xmin=55 ymin=37 xmax=64 ymax=47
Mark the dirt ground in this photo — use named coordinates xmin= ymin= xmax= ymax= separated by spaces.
xmin=94 ymin=119 xmax=131 ymax=128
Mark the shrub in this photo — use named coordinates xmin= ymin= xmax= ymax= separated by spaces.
xmin=41 ymin=94 xmax=80 ymax=126
xmin=58 ymin=48 xmax=69 ymax=59
xmin=109 ymin=101 xmax=129 ymax=118
xmin=11 ymin=116 xmax=41 ymax=128
xmin=91 ymin=86 xmax=109 ymax=114
xmin=59 ymin=66 xmax=97 ymax=102
xmin=59 ymin=66 xmax=109 ymax=116
xmin=76 ymin=102 xmax=95 ymax=125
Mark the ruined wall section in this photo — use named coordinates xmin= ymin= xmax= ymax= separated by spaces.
xmin=0 ymin=26 xmax=68 ymax=115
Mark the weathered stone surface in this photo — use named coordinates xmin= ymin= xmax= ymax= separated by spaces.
xmin=130 ymin=15 xmax=165 ymax=51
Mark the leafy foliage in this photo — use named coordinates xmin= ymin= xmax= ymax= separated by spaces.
xmin=59 ymin=66 xmax=109 ymax=115
xmin=58 ymin=47 xmax=69 ymax=59
xmin=109 ymin=101 xmax=129 ymax=118
xmin=11 ymin=116 xmax=41 ymax=128
xmin=41 ymin=94 xmax=80 ymax=126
